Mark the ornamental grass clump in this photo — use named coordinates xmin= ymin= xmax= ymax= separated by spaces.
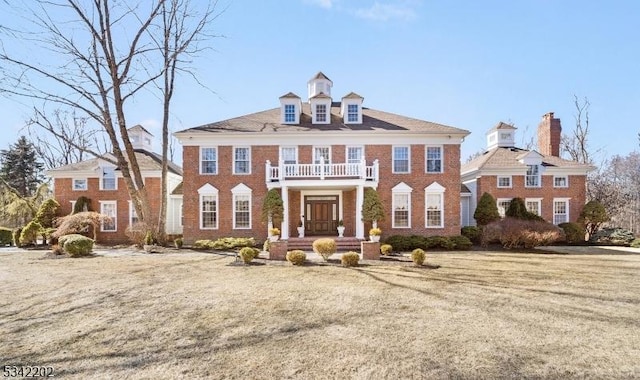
xmin=411 ymin=248 xmax=426 ymax=266
xmin=312 ymin=238 xmax=337 ymax=261
xmin=341 ymin=251 xmax=360 ymax=267
xmin=380 ymin=244 xmax=393 ymax=255
xmin=286 ymin=250 xmax=306 ymax=265
xmin=239 ymin=247 xmax=259 ymax=264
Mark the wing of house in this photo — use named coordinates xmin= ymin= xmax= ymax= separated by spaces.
xmin=174 ymin=72 xmax=470 ymax=243
xmin=46 ymin=125 xmax=184 ymax=244
xmin=461 ymin=113 xmax=595 ymax=226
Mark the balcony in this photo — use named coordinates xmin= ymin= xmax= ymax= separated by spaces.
xmin=266 ymin=158 xmax=379 ymax=183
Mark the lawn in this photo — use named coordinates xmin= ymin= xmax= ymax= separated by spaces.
xmin=1 ymin=249 xmax=639 ymax=379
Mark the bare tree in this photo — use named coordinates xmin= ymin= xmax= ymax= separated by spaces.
xmin=0 ymin=1 xmax=219 ymax=235
xmin=561 ymin=95 xmax=598 ymax=164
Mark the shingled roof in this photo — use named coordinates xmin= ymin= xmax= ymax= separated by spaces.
xmin=462 ymin=146 xmax=593 ymax=173
xmin=47 ymin=150 xmax=183 ymax=175
xmin=176 ymin=103 xmax=469 ymax=136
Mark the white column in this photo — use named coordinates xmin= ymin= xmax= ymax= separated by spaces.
xmin=355 ymin=184 xmax=365 ymax=239
xmin=281 ymin=186 xmax=289 ymax=239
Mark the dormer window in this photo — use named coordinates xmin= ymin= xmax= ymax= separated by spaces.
xmin=316 ymin=104 xmax=327 ymax=122
xmin=347 ymin=104 xmax=358 ymax=122
xmin=341 ymin=92 xmax=364 ymax=124
xmin=279 ymin=92 xmax=301 ymax=124
xmin=525 ymin=165 xmax=540 ymax=187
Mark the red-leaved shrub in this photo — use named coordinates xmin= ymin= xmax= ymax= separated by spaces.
xmin=481 ymin=218 xmax=564 ymax=249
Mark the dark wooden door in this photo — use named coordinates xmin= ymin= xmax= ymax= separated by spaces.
xmin=305 ymin=196 xmax=338 ymax=235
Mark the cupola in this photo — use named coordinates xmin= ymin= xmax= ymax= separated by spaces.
xmin=128 ymin=125 xmax=153 ymax=151
xmin=486 ymin=122 xmax=516 ymax=150
xmin=307 ymin=71 xmax=333 ymax=99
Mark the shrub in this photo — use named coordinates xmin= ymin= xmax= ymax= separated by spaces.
xmin=19 ymin=221 xmax=43 ymax=246
xmin=369 ymin=227 xmax=382 ymax=236
xmin=0 ymin=227 xmax=13 ymax=246
xmin=411 ymin=248 xmax=426 ymax=266
xmin=59 ymin=234 xmax=84 ymax=246
xmin=558 ymin=222 xmax=585 ymax=244
xmin=450 ymin=235 xmax=473 ymax=250
xmin=474 ymin=192 xmax=500 ymax=226
xmin=239 ymin=247 xmax=259 ymax=264
xmin=125 ymin=222 xmax=150 ymax=248
xmin=385 ymin=235 xmax=427 ymax=252
xmin=286 ymin=250 xmax=306 ymax=265
xmin=426 ymin=236 xmax=455 ymax=250
xmin=380 ymin=244 xmax=393 ymax=255
xmin=144 ymin=231 xmax=154 ymax=245
xmin=341 ymin=251 xmax=360 ymax=267
xmin=193 ymin=237 xmax=256 ymax=250
xmin=12 ymin=228 xmax=23 ymax=247
xmin=34 ymin=198 xmax=60 ymax=228
xmin=579 ymin=201 xmax=610 ymax=238
xmin=482 ymin=218 xmax=564 ymax=249
xmin=51 ymin=244 xmax=64 ymax=255
xmin=630 ymin=239 xmax=640 ymax=248
xmin=63 ymin=234 xmax=94 ymax=257
xmin=174 ymin=237 xmax=183 ymax=249
xmin=505 ymin=197 xmax=528 ymax=219
xmin=312 ymin=238 xmax=337 ymax=261
xmin=53 ymin=212 xmax=111 ymax=241
xmin=589 ymin=228 xmax=635 ymax=246
xmin=461 ymin=226 xmax=480 ymax=244
xmin=362 ymin=188 xmax=385 ymax=225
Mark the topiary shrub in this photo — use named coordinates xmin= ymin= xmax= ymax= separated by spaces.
xmin=461 ymin=226 xmax=480 ymax=244
xmin=558 ymin=222 xmax=585 ymax=244
xmin=589 ymin=228 xmax=635 ymax=246
xmin=631 ymin=238 xmax=640 ymax=248
xmin=13 ymin=227 xmax=23 ymax=247
xmin=0 ymin=227 xmax=13 ymax=246
xmin=450 ymin=235 xmax=473 ymax=250
xmin=286 ymin=250 xmax=306 ymax=265
xmin=312 ymin=238 xmax=337 ymax=261
xmin=411 ymin=248 xmax=426 ymax=266
xmin=239 ymin=247 xmax=259 ymax=264
xmin=380 ymin=244 xmax=393 ymax=255
xmin=482 ymin=218 xmax=564 ymax=249
xmin=19 ymin=220 xmax=43 ymax=246
xmin=474 ymin=192 xmax=501 ymax=226
xmin=341 ymin=251 xmax=360 ymax=267
xmin=63 ymin=234 xmax=94 ymax=257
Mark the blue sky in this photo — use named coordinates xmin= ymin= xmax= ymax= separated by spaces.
xmin=1 ymin=0 xmax=639 ymax=164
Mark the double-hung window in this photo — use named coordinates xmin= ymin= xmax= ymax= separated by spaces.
xmin=497 ymin=176 xmax=512 ymax=188
xmin=526 ymin=198 xmax=542 ymax=216
xmin=233 ymin=194 xmax=251 ymax=229
xmin=201 ymin=195 xmax=218 ymax=229
xmin=281 ymin=147 xmax=298 ymax=177
xmin=393 ymin=193 xmax=410 ymax=228
xmin=426 ymin=193 xmax=443 ymax=228
xmin=525 ymin=165 xmax=540 ymax=187
xmin=393 ymin=146 xmax=410 ymax=173
xmin=554 ymin=176 xmax=568 ymax=188
xmin=347 ymin=104 xmax=358 ymax=122
xmin=316 ymin=104 xmax=327 ymax=122
xmin=346 ymin=146 xmax=363 ymax=175
xmin=497 ymin=198 xmax=512 ymax=218
xmin=100 ymin=201 xmax=117 ymax=232
xmin=201 ymin=147 xmax=217 ymax=174
xmin=129 ymin=201 xmax=139 ymax=227
xmin=553 ymin=198 xmax=570 ymax=225
xmin=101 ymin=167 xmax=116 ymax=190
xmin=426 ymin=146 xmax=442 ymax=173
xmin=284 ymin=104 xmax=296 ymax=123
xmin=234 ymin=147 xmax=251 ymax=174
xmin=73 ymin=179 xmax=87 ymax=191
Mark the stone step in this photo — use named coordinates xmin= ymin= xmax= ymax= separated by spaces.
xmin=285 ymin=237 xmax=363 ymax=252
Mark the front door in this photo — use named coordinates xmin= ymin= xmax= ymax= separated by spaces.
xmin=305 ymin=195 xmax=338 ymax=235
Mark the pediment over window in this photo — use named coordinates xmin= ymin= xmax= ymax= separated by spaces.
xmin=198 ymin=183 xmax=219 ymax=194
xmin=392 ymin=182 xmax=413 ymax=192
xmin=425 ymin=182 xmax=446 ymax=192
xmin=517 ymin=150 xmax=544 ymax=165
xmin=231 ymin=183 xmax=252 ymax=194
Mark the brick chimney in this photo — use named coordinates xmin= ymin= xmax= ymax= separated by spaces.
xmin=537 ymin=112 xmax=562 ymax=156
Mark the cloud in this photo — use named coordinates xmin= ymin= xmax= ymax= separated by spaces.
xmin=354 ymin=1 xmax=417 ymax=21
xmin=305 ymin=0 xmax=334 ymax=9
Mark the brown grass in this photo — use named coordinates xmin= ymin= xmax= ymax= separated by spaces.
xmin=1 ymin=249 xmax=639 ymax=379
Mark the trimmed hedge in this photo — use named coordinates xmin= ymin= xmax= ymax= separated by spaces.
xmin=341 ymin=251 xmax=360 ymax=267
xmin=482 ymin=218 xmax=564 ymax=249
xmin=193 ymin=237 xmax=256 ymax=250
xmin=384 ymin=235 xmax=471 ymax=251
xmin=380 ymin=244 xmax=393 ymax=255
xmin=0 ymin=227 xmax=13 ymax=246
xmin=450 ymin=235 xmax=473 ymax=250
xmin=286 ymin=250 xmax=306 ymax=265
xmin=63 ymin=234 xmax=94 ymax=257
xmin=461 ymin=226 xmax=480 ymax=243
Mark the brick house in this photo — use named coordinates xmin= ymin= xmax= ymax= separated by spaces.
xmin=174 ymin=72 xmax=470 ymax=244
xmin=460 ymin=113 xmax=594 ymax=226
xmin=47 ymin=125 xmax=184 ymax=244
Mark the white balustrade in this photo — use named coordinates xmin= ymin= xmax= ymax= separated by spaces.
xmin=266 ymin=160 xmax=379 ymax=182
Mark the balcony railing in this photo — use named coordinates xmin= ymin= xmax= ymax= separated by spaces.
xmin=266 ymin=157 xmax=379 ymax=182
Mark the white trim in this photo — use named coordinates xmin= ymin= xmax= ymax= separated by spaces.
xmin=525 ymin=198 xmax=542 ymax=217
xmin=392 ymin=182 xmax=413 ymax=228
xmin=425 ymin=145 xmax=443 ymax=173
xmin=198 ymin=183 xmax=219 ymax=230
xmin=425 ymin=187 xmax=444 ymax=228
xmin=525 ymin=164 xmax=541 ymax=188
xmin=346 ymin=145 xmax=364 ymax=163
xmin=392 ymin=145 xmax=411 ymax=174
xmin=72 ymin=178 xmax=88 ymax=191
xmin=553 ymin=175 xmax=569 ymax=188
xmin=233 ymin=193 xmax=252 ymax=229
xmin=280 ymin=146 xmax=298 ymax=164
xmin=553 ymin=198 xmax=571 ymax=225
xmin=233 ymin=146 xmax=251 ymax=175
xmin=199 ymin=146 xmax=218 ymax=175
xmin=313 ymin=146 xmax=331 ymax=165
xmin=99 ymin=201 xmax=117 ymax=232
xmin=299 ymin=189 xmax=344 ymax=222
xmin=497 ymin=175 xmax=512 ymax=188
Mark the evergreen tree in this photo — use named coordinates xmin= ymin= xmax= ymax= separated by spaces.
xmin=579 ymin=200 xmax=610 ymax=237
xmin=0 ymin=136 xmax=45 ymax=197
xmin=362 ymin=188 xmax=385 ymax=227
xmin=474 ymin=192 xmax=501 ymax=226
xmin=505 ymin=197 xmax=528 ymax=219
